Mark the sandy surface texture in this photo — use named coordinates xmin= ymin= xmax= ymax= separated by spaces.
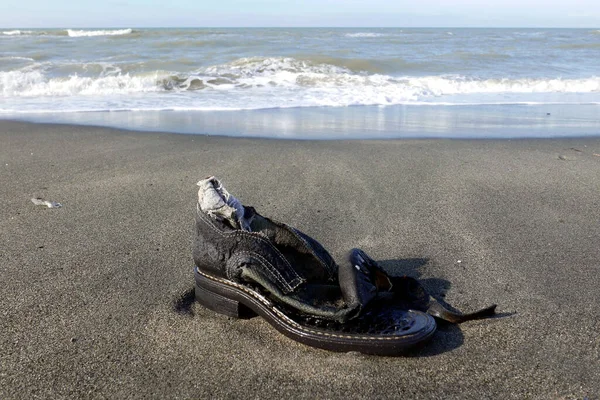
xmin=1 ymin=120 xmax=599 ymax=399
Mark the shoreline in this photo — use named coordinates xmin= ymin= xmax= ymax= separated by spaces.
xmin=3 ymin=102 xmax=600 ymax=140
xmin=2 ymin=120 xmax=600 ymax=398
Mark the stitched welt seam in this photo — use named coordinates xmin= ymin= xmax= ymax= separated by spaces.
xmin=197 ymin=268 xmax=422 ymax=342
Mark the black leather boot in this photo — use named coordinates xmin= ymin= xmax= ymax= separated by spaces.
xmin=193 ymin=177 xmax=495 ymax=355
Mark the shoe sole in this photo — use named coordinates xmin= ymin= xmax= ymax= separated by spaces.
xmin=194 ymin=267 xmax=436 ymax=355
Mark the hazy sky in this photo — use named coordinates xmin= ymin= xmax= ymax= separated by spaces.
xmin=2 ymin=0 xmax=600 ymax=28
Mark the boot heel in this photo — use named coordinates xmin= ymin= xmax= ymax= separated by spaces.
xmin=195 ymin=279 xmax=255 ymax=319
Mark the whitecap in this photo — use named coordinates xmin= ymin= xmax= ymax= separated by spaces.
xmin=345 ymin=32 xmax=387 ymax=38
xmin=66 ymin=28 xmax=133 ymax=37
xmin=2 ymin=30 xmax=33 ymax=36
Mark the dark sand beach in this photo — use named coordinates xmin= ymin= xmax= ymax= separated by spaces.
xmin=1 ymin=120 xmax=599 ymax=398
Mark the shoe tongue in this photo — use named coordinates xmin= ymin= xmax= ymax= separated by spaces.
xmin=196 ymin=176 xmax=250 ymax=230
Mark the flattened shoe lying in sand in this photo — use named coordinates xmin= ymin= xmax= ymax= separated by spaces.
xmin=193 ymin=177 xmax=496 ymax=355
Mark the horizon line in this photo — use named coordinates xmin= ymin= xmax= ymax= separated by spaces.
xmin=3 ymin=25 xmax=599 ymax=29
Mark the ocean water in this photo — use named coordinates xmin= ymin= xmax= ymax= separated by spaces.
xmin=1 ymin=27 xmax=599 ymax=138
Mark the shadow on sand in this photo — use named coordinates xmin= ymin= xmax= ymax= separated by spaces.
xmin=378 ymin=258 xmax=464 ymax=357
xmin=173 ymin=287 xmax=196 ymax=317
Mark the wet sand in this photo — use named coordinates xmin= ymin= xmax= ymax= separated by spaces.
xmin=1 ymin=120 xmax=599 ymax=398
xmin=9 ymin=103 xmax=600 ymax=139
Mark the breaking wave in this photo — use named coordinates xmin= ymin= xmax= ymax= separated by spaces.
xmin=0 ymin=70 xmax=160 ymax=96
xmin=0 ymin=56 xmax=35 ymax=61
xmin=1 ymin=57 xmax=599 ymax=110
xmin=2 ymin=30 xmax=35 ymax=36
xmin=66 ymin=28 xmax=133 ymax=37
xmin=2 ymin=29 xmax=134 ymax=37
